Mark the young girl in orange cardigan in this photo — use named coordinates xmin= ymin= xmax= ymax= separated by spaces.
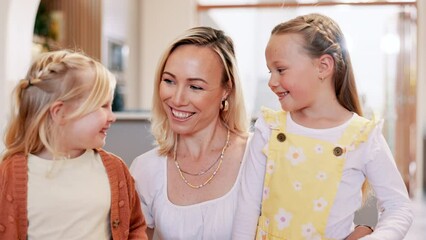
xmin=0 ymin=50 xmax=147 ymax=240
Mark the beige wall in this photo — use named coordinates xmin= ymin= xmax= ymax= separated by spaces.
xmin=138 ymin=0 xmax=197 ymax=110
xmin=417 ymin=0 xmax=425 ymax=192
xmin=0 ymin=1 xmax=7 ymax=152
xmin=0 ymin=0 xmax=40 ymax=152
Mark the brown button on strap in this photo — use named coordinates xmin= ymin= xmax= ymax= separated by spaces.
xmin=119 ymin=200 xmax=125 ymax=207
xmin=333 ymin=147 xmax=344 ymax=156
xmin=113 ymin=219 xmax=120 ymax=228
xmin=277 ymin=133 xmax=286 ymax=142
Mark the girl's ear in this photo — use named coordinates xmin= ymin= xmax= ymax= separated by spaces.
xmin=50 ymin=101 xmax=66 ymax=125
xmin=318 ymin=54 xmax=334 ymax=79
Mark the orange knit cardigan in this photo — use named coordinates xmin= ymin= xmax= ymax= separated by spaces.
xmin=0 ymin=148 xmax=147 ymax=240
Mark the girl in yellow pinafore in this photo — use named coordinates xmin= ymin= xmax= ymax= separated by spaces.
xmin=256 ymin=108 xmax=375 ymax=240
xmin=232 ymin=13 xmax=412 ymax=240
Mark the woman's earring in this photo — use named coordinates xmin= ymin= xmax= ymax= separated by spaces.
xmin=221 ymin=100 xmax=229 ymax=112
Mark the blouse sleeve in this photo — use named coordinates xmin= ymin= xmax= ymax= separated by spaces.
xmin=360 ymin=122 xmax=413 ymax=239
xmin=232 ymin=116 xmax=270 ymax=239
xmin=129 ymin=151 xmax=160 ymax=229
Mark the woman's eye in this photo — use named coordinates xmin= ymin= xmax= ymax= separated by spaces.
xmin=162 ymin=78 xmax=174 ymax=84
xmin=190 ymin=85 xmax=203 ymax=90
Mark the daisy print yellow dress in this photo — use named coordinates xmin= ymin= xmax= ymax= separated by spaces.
xmin=256 ymin=109 xmax=375 ymax=240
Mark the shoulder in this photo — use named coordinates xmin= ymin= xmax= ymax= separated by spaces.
xmin=130 ymin=148 xmax=165 ymax=181
xmin=260 ymin=106 xmax=286 ymax=119
xmin=0 ymin=153 xmax=26 ymax=176
xmin=351 ymin=113 xmax=384 ymax=144
xmin=1 ymin=153 xmax=25 ymax=165
xmin=239 ymin=135 xmax=252 ymax=165
xmin=130 ymin=148 xmax=166 ymax=203
xmin=131 ymin=148 xmax=163 ymax=169
xmin=95 ymin=149 xmax=137 ymax=186
xmin=96 ymin=148 xmax=127 ymax=168
xmin=257 ymin=107 xmax=286 ymax=129
xmin=96 ymin=148 xmax=122 ymax=159
xmin=0 ymin=154 xmax=27 ymax=204
xmin=252 ymin=107 xmax=285 ymax=140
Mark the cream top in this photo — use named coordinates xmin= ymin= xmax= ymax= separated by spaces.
xmin=27 ymin=149 xmax=111 ymax=240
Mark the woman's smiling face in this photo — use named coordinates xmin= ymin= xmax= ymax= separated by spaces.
xmin=159 ymin=44 xmax=227 ymax=135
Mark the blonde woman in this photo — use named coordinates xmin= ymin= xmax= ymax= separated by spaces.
xmin=130 ymin=26 xmax=249 ymax=239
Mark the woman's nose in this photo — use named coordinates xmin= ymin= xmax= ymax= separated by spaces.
xmin=171 ymin=86 xmax=188 ymax=106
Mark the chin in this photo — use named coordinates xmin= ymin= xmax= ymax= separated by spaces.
xmin=280 ymin=103 xmax=297 ymax=112
xmin=169 ymin=123 xmax=194 ymax=134
xmin=92 ymin=141 xmax=106 ymax=149
xmin=171 ymin=127 xmax=195 ymax=136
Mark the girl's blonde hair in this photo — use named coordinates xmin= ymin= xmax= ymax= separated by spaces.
xmin=152 ymin=26 xmax=248 ymax=156
xmin=272 ymin=13 xmax=362 ymax=116
xmin=2 ymin=50 xmax=116 ymax=161
xmin=272 ymin=13 xmax=370 ymax=202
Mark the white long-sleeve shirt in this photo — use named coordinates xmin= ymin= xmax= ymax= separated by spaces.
xmin=232 ymin=113 xmax=413 ymax=240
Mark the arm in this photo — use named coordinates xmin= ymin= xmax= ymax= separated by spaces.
xmin=359 ymin=126 xmax=413 ymax=239
xmin=232 ymin=117 xmax=269 ymax=239
xmin=345 ymin=225 xmax=374 ymax=240
xmin=125 ymin=166 xmax=148 ymax=240
xmin=129 ymin=152 xmax=157 ymax=239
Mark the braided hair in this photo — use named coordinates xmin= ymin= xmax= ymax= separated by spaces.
xmin=271 ymin=13 xmax=362 ymax=116
xmin=2 ymin=50 xmax=116 ymax=161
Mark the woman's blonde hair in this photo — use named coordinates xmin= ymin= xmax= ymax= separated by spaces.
xmin=2 ymin=50 xmax=116 ymax=161
xmin=152 ymin=26 xmax=248 ymax=156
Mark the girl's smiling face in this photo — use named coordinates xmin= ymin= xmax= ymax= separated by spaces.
xmin=266 ymin=33 xmax=322 ymax=112
xmin=59 ymin=69 xmax=116 ymax=158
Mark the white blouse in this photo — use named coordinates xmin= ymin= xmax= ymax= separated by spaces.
xmin=232 ymin=113 xmax=413 ymax=240
xmin=130 ymin=147 xmax=247 ymax=240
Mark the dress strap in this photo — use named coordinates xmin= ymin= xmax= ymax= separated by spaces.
xmin=261 ymin=107 xmax=287 ymax=131
xmin=337 ymin=114 xmax=378 ymax=151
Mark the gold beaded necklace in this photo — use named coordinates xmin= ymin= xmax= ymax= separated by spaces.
xmin=179 ymin=153 xmax=222 ymax=176
xmin=174 ymin=129 xmax=230 ymax=189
